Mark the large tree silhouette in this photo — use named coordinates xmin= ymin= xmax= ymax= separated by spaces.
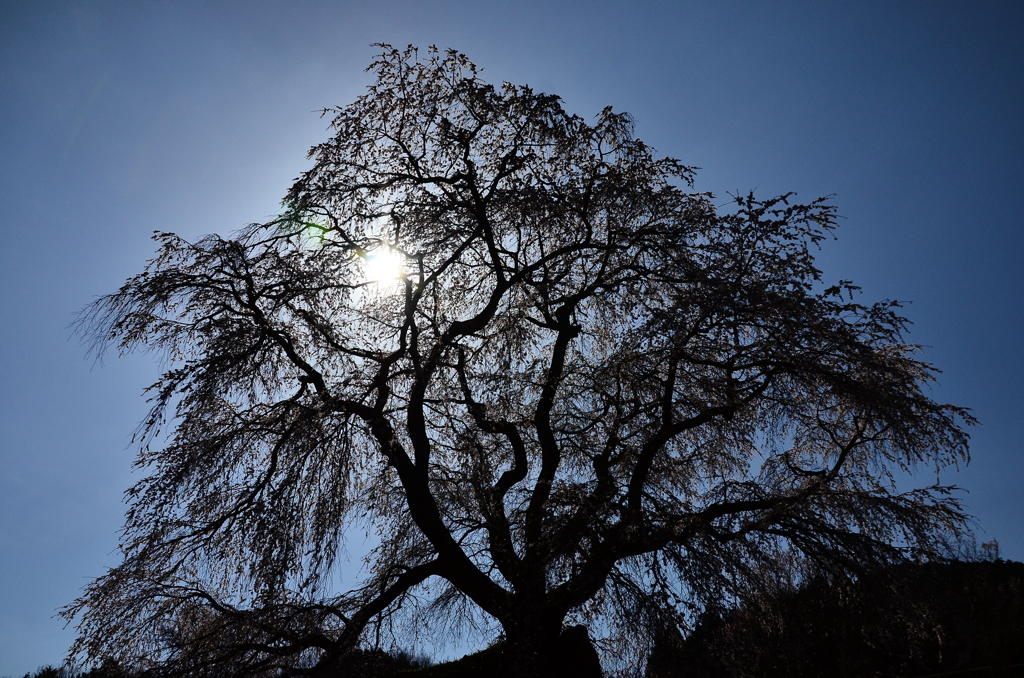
xmin=66 ymin=46 xmax=973 ymax=677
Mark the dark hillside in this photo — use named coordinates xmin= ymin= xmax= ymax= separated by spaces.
xmin=647 ymin=560 xmax=1024 ymax=678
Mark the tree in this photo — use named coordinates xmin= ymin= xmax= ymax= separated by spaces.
xmin=66 ymin=45 xmax=974 ymax=677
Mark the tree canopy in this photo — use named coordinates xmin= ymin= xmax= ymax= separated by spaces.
xmin=67 ymin=46 xmax=974 ymax=678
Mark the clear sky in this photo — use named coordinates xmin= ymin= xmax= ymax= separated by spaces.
xmin=1 ymin=1 xmax=1021 ymax=675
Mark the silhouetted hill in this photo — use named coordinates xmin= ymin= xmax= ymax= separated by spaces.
xmin=647 ymin=560 xmax=1024 ymax=678
xmin=375 ymin=626 xmax=602 ymax=678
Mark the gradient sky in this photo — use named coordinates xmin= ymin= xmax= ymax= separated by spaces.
xmin=1 ymin=1 xmax=1022 ymax=675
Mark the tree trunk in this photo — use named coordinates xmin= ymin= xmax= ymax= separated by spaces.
xmin=503 ymin=616 xmax=561 ymax=678
xmin=503 ymin=619 xmax=603 ymax=678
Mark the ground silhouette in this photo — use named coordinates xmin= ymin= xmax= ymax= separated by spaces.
xmin=646 ymin=558 xmax=1024 ymax=678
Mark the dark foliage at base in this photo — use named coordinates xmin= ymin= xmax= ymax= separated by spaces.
xmin=17 ymin=659 xmax=127 ymax=678
xmin=376 ymin=626 xmax=602 ymax=678
xmin=15 ymin=648 xmax=430 ymax=678
xmin=18 ymin=629 xmax=602 ymax=678
xmin=647 ymin=560 xmax=1024 ymax=678
xmin=310 ymin=646 xmax=432 ymax=677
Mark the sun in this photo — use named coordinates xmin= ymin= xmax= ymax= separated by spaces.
xmin=362 ymin=247 xmax=404 ymax=283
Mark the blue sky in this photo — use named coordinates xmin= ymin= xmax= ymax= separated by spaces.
xmin=1 ymin=1 xmax=1021 ymax=674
